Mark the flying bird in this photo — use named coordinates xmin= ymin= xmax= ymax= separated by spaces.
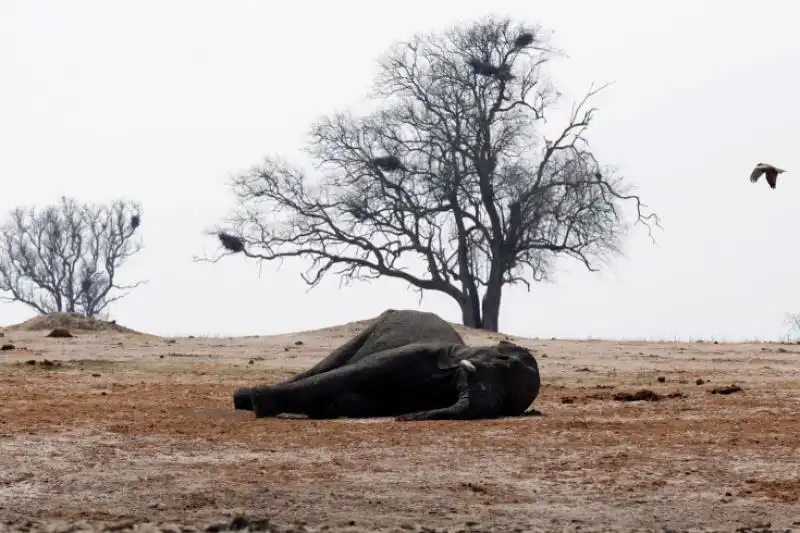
xmin=749 ymin=162 xmax=787 ymax=189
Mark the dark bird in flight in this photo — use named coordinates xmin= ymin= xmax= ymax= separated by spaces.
xmin=749 ymin=162 xmax=787 ymax=189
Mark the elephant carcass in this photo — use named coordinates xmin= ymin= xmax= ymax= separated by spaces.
xmin=245 ymin=340 xmax=541 ymax=421
xmin=233 ymin=309 xmax=464 ymax=411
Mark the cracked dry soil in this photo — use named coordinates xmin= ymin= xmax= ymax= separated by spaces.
xmin=0 ymin=326 xmax=798 ymax=533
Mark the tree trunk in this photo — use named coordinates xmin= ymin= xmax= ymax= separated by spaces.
xmin=480 ymin=278 xmax=503 ymax=333
xmin=459 ymin=296 xmax=482 ymax=329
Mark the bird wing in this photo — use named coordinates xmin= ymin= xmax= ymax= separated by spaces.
xmin=765 ymin=170 xmax=777 ymax=189
xmin=750 ymin=165 xmax=767 ymax=182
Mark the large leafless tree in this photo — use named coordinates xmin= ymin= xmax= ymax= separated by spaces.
xmin=0 ymin=196 xmax=144 ymax=318
xmin=206 ymin=16 xmax=660 ymax=331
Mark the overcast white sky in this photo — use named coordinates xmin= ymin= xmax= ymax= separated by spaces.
xmin=1 ymin=1 xmax=798 ymax=341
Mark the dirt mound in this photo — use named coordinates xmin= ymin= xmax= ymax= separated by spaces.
xmin=5 ymin=312 xmax=142 ymax=335
xmin=294 ymin=311 xmax=511 ymax=344
xmin=301 ymin=317 xmax=375 ymax=337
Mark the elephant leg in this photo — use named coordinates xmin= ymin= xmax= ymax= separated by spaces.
xmin=236 ymin=313 xmax=390 ymax=412
xmin=252 ymin=385 xmax=379 ymax=420
xmin=251 ymin=386 xmax=283 ymax=418
xmin=233 ymin=387 xmax=254 ymax=411
xmin=251 ymin=343 xmax=440 ymax=419
xmin=284 ymin=312 xmax=391 ymax=383
xmin=307 ymin=392 xmax=383 ymax=419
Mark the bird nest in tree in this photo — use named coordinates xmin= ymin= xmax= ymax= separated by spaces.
xmin=513 ymin=32 xmax=534 ymax=49
xmin=467 ymin=58 xmax=514 ymax=81
xmin=371 ymin=155 xmax=406 ymax=172
xmin=218 ymin=232 xmax=245 ymax=253
xmin=4 ymin=312 xmax=141 ymax=334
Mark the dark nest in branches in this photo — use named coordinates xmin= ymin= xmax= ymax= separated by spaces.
xmin=513 ymin=32 xmax=534 ymax=49
xmin=131 ymin=214 xmax=140 ymax=229
xmin=467 ymin=58 xmax=514 ymax=82
xmin=371 ymin=155 xmax=406 ymax=172
xmin=218 ymin=232 xmax=245 ymax=253
xmin=494 ymin=64 xmax=514 ymax=82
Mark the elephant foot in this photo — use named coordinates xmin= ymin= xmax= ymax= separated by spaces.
xmin=251 ymin=386 xmax=282 ymax=418
xmin=232 ymin=387 xmax=254 ymax=411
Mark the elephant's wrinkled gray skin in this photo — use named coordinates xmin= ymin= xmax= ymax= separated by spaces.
xmin=233 ymin=309 xmax=464 ymax=411
xmin=246 ymin=340 xmax=541 ymax=421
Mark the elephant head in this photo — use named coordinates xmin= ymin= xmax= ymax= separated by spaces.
xmin=396 ymin=341 xmax=541 ymax=421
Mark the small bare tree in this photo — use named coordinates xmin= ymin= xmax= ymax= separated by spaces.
xmin=783 ymin=313 xmax=800 ymax=342
xmin=204 ymin=16 xmax=660 ymax=332
xmin=0 ymin=196 xmax=144 ymax=318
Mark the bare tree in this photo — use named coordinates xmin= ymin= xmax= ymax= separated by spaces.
xmin=203 ymin=16 xmax=661 ymax=332
xmin=0 ymin=196 xmax=145 ymax=318
xmin=783 ymin=313 xmax=800 ymax=342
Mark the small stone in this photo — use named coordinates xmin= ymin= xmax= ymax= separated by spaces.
xmin=613 ymin=389 xmax=661 ymax=402
xmin=294 ymin=340 xmax=304 ymax=345
xmin=695 ymin=378 xmax=705 ymax=385
xmin=711 ymin=384 xmax=743 ymax=395
xmin=160 ymin=524 xmax=181 ymax=533
xmin=657 ymin=376 xmax=666 ymax=383
xmin=205 ymin=523 xmax=227 ymax=533
xmin=1 ymin=343 xmax=14 ymax=351
xmin=92 ymin=373 xmax=101 ymax=378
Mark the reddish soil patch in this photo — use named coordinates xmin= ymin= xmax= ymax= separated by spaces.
xmin=0 ymin=325 xmax=798 ymax=532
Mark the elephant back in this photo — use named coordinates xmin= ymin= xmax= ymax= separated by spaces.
xmin=350 ymin=309 xmax=465 ymax=364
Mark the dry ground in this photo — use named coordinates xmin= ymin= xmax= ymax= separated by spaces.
xmin=1 ymin=314 xmax=798 ymax=533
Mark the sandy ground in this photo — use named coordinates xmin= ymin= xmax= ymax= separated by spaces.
xmin=1 ymin=317 xmax=798 ymax=533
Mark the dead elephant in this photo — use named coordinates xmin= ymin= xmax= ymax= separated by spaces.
xmin=233 ymin=309 xmax=541 ymax=421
